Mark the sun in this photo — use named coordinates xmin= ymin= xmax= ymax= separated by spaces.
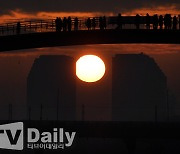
xmin=76 ymin=55 xmax=106 ymax=82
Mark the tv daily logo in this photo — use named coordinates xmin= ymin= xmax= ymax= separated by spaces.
xmin=0 ymin=122 xmax=23 ymax=150
xmin=0 ymin=122 xmax=76 ymax=150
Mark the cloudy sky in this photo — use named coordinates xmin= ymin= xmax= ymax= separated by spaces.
xmin=0 ymin=0 xmax=180 ymax=22
xmin=0 ymin=0 xmax=179 ymax=13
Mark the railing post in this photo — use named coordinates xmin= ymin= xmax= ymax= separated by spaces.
xmin=7 ymin=24 xmax=9 ymax=32
xmin=52 ymin=19 xmax=54 ymax=31
xmin=24 ymin=24 xmax=26 ymax=32
xmin=40 ymin=20 xmax=43 ymax=31
xmin=46 ymin=22 xmax=48 ymax=30
xmin=79 ymin=20 xmax=82 ymax=30
xmin=29 ymin=21 xmax=31 ymax=31
xmin=35 ymin=23 xmax=37 ymax=31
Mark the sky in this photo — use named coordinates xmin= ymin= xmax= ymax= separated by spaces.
xmin=0 ymin=0 xmax=180 ymax=22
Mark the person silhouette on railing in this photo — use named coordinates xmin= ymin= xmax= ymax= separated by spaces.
xmin=173 ymin=16 xmax=178 ymax=30
xmin=59 ymin=18 xmax=63 ymax=32
xmin=16 ymin=22 xmax=21 ymax=34
xmin=103 ymin=16 xmax=107 ymax=29
xmin=74 ymin=17 xmax=79 ymax=31
xmin=55 ymin=17 xmax=58 ymax=32
xmin=166 ymin=14 xmax=172 ymax=29
xmin=63 ymin=17 xmax=67 ymax=31
xmin=153 ymin=14 xmax=158 ymax=29
xmin=55 ymin=17 xmax=62 ymax=32
xmin=67 ymin=16 xmax=72 ymax=32
xmin=159 ymin=15 xmax=164 ymax=30
xmin=146 ymin=13 xmax=150 ymax=29
xmin=92 ymin=17 xmax=96 ymax=30
xmin=135 ymin=14 xmax=140 ymax=29
xmin=99 ymin=17 xmax=103 ymax=30
xmin=117 ymin=13 xmax=122 ymax=29
xmin=164 ymin=14 xmax=168 ymax=29
xmin=86 ymin=18 xmax=91 ymax=30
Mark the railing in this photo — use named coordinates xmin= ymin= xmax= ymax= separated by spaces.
xmin=0 ymin=17 xmax=101 ymax=36
xmin=0 ymin=16 xmax=179 ymax=36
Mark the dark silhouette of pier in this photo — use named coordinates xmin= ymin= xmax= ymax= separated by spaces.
xmin=0 ymin=14 xmax=179 ymax=52
xmin=0 ymin=29 xmax=179 ymax=52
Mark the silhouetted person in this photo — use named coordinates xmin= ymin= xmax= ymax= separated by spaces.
xmin=173 ymin=16 xmax=178 ymax=30
xmin=153 ymin=14 xmax=158 ymax=29
xmin=92 ymin=17 xmax=96 ymax=30
xmin=55 ymin=17 xmax=58 ymax=32
xmin=159 ymin=15 xmax=164 ymax=30
xmin=55 ymin=17 xmax=62 ymax=32
xmin=63 ymin=17 xmax=67 ymax=31
xmin=164 ymin=14 xmax=170 ymax=29
xmin=59 ymin=18 xmax=62 ymax=31
xmin=16 ymin=22 xmax=21 ymax=34
xmin=165 ymin=14 xmax=172 ymax=29
xmin=135 ymin=14 xmax=140 ymax=29
xmin=59 ymin=18 xmax=63 ymax=32
xmin=117 ymin=13 xmax=122 ymax=29
xmin=146 ymin=13 xmax=150 ymax=29
xmin=67 ymin=16 xmax=72 ymax=31
xmin=86 ymin=18 xmax=91 ymax=30
xmin=99 ymin=17 xmax=103 ymax=30
xmin=103 ymin=16 xmax=107 ymax=29
xmin=167 ymin=14 xmax=172 ymax=29
xmin=74 ymin=17 xmax=79 ymax=31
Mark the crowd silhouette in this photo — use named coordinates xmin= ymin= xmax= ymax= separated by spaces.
xmin=117 ymin=13 xmax=179 ymax=30
xmin=54 ymin=14 xmax=179 ymax=32
xmin=86 ymin=16 xmax=107 ymax=30
xmin=54 ymin=16 xmax=107 ymax=32
xmin=5 ymin=13 xmax=180 ymax=34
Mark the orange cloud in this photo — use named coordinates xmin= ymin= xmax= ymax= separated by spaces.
xmin=0 ymin=9 xmax=113 ymax=23
xmin=123 ymin=5 xmax=180 ymax=16
xmin=0 ymin=5 xmax=180 ymax=24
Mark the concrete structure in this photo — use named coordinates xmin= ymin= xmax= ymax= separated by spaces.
xmin=27 ymin=55 xmax=76 ymax=120
xmin=112 ymin=54 xmax=167 ymax=121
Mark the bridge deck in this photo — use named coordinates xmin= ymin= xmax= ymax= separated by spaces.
xmin=0 ymin=29 xmax=180 ymax=52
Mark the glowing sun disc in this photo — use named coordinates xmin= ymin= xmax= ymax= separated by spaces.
xmin=76 ymin=55 xmax=106 ymax=82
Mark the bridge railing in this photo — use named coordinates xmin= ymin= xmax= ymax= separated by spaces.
xmin=0 ymin=16 xmax=179 ymax=36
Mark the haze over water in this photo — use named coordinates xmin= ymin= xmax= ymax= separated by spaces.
xmin=0 ymin=44 xmax=179 ymax=120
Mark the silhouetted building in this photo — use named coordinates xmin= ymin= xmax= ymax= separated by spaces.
xmin=112 ymin=54 xmax=167 ymax=121
xmin=27 ymin=55 xmax=76 ymax=120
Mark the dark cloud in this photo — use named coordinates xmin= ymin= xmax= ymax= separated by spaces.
xmin=0 ymin=0 xmax=180 ymax=15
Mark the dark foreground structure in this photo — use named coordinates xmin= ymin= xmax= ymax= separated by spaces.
xmin=112 ymin=54 xmax=167 ymax=121
xmin=0 ymin=29 xmax=180 ymax=52
xmin=27 ymin=55 xmax=76 ymax=120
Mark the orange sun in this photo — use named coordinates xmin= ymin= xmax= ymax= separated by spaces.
xmin=76 ymin=55 xmax=106 ymax=82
